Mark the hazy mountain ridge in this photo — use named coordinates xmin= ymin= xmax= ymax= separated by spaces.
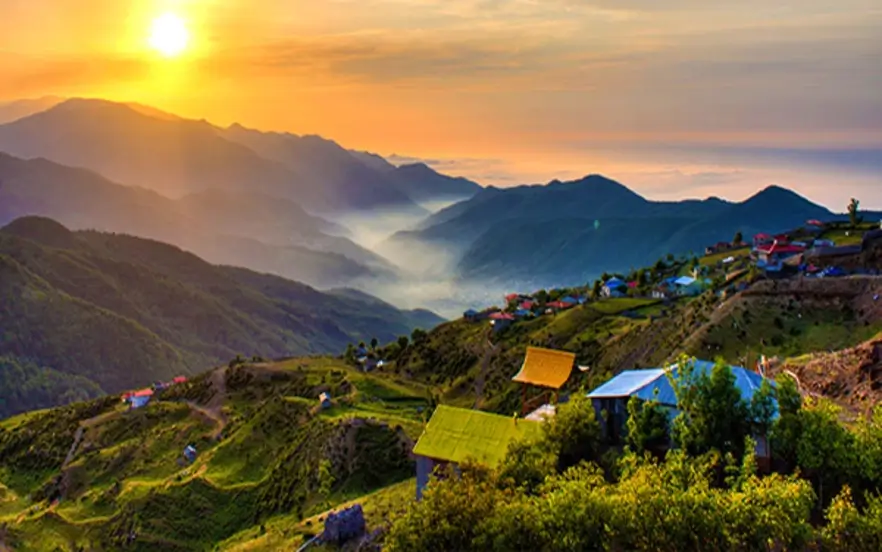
xmin=0 ymin=96 xmax=65 ymax=124
xmin=0 ymin=98 xmax=482 ymax=216
xmin=0 ymin=152 xmax=395 ymax=287
xmin=385 ymin=176 xmax=836 ymax=286
xmin=219 ymin=124 xmax=427 ymax=215
xmin=0 ymin=216 xmax=445 ymax=417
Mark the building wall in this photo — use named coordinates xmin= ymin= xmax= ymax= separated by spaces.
xmin=130 ymin=396 xmax=151 ymax=409
xmin=415 ymin=456 xmax=435 ymax=500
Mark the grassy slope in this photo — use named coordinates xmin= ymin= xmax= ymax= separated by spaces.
xmin=4 ymin=224 xmax=881 ymax=551
xmin=5 ymin=286 xmax=882 ymax=550
xmin=0 ymin=217 xmax=443 ymax=417
xmin=0 ymin=358 xmax=429 ymax=551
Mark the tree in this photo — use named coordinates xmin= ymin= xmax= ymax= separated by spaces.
xmin=411 ymin=328 xmax=427 ymax=344
xmin=343 ymin=343 xmax=356 ymax=364
xmin=625 ymin=395 xmax=670 ymax=455
xmin=541 ymin=394 xmax=602 ymax=471
xmin=750 ymin=378 xmax=776 ymax=438
xmin=854 ymin=405 xmax=882 ymax=487
xmin=396 ymin=335 xmax=409 ymax=352
xmin=498 ymin=437 xmax=557 ymax=494
xmin=848 ymin=198 xmax=861 ymax=228
xmin=669 ymin=356 xmax=751 ymax=459
xmin=592 ymin=280 xmax=602 ymax=299
xmin=733 ymin=231 xmax=743 ymax=245
xmin=771 ymin=373 xmax=803 ymax=470
xmin=535 ymin=289 xmax=549 ymax=305
xmin=796 ymin=398 xmax=856 ymax=508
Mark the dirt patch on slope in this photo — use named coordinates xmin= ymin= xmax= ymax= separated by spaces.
xmin=727 ymin=276 xmax=882 ymax=323
xmin=772 ymin=334 xmax=882 ymax=417
xmin=680 ymin=276 xmax=882 ymax=360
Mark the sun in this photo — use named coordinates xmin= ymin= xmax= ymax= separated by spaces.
xmin=148 ymin=13 xmax=190 ymax=58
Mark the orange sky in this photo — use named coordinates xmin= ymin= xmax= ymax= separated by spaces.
xmin=2 ymin=0 xmax=882 ymax=208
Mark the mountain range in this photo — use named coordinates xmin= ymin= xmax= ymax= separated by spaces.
xmin=0 ymin=98 xmax=481 ymax=214
xmin=0 ymin=215 xmax=444 ymax=418
xmin=0 ymin=96 xmax=872 ymax=310
xmin=0 ymin=152 xmax=394 ymax=288
xmin=383 ymin=175 xmax=841 ymax=287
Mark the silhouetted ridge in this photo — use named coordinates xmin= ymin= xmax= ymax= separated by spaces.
xmin=1 ymin=216 xmax=77 ymax=249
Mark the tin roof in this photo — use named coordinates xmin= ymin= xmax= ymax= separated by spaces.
xmin=511 ymin=347 xmax=575 ymax=389
xmin=412 ymin=405 xmax=542 ymax=466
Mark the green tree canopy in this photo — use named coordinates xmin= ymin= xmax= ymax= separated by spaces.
xmin=848 ymin=198 xmax=861 ymax=227
xmin=669 ymin=357 xmax=751 ymax=460
xmin=625 ymin=394 xmax=670 ymax=455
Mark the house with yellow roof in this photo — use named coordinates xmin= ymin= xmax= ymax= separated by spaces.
xmin=512 ymin=346 xmax=575 ymax=415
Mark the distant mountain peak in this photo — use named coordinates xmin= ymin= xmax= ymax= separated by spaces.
xmin=51 ymin=97 xmax=131 ymax=113
xmin=398 ymin=162 xmax=434 ymax=173
xmin=745 ymin=184 xmax=812 ymax=204
xmin=1 ymin=216 xmax=77 ymax=249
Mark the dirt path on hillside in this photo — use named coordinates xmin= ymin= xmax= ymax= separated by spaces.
xmin=185 ymin=401 xmax=226 ymax=440
xmin=470 ymin=338 xmax=500 ymax=409
xmin=61 ymin=409 xmax=123 ymax=470
xmin=186 ymin=367 xmax=229 ymax=440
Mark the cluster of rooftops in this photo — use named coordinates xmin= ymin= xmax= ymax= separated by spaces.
xmin=412 ymin=346 xmax=775 ymax=498
xmin=463 ymin=221 xmax=882 ymax=333
xmin=753 ymin=225 xmax=882 ymax=276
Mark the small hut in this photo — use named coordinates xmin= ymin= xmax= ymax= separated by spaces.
xmin=319 ymin=392 xmax=332 ymax=409
xmin=182 ymin=445 xmax=198 ymax=463
xmin=412 ymin=405 xmax=542 ymax=500
xmin=322 ymin=504 xmax=366 ymax=545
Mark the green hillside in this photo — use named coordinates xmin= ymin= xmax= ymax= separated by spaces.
xmin=0 ymin=216 xmax=444 ymax=417
xmin=3 ymin=219 xmax=882 ymax=550
xmin=0 ymin=358 xmax=427 ymax=551
xmin=376 ymin=250 xmax=882 ymax=416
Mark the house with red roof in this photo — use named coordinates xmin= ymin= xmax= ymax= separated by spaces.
xmin=173 ymin=376 xmax=188 ymax=384
xmin=753 ymin=233 xmax=773 ymax=247
xmin=123 ymin=388 xmax=155 ymax=409
xmin=755 ymin=241 xmax=806 ymax=268
xmin=489 ymin=311 xmax=515 ymax=332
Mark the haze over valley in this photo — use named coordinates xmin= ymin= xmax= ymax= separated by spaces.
xmin=3 ymin=97 xmax=880 ymax=319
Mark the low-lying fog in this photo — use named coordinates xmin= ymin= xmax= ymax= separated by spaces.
xmin=322 ymin=203 xmax=586 ymax=320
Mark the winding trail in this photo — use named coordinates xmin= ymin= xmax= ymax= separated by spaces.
xmin=61 ymin=409 xmax=122 ymax=470
xmin=186 ymin=367 xmax=229 ymax=440
xmin=185 ymin=402 xmax=227 ymax=440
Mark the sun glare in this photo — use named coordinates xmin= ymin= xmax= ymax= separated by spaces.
xmin=148 ymin=13 xmax=190 ymax=58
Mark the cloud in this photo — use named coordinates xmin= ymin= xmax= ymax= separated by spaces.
xmin=0 ymin=54 xmax=149 ymax=97
xmin=203 ymin=24 xmax=622 ymax=91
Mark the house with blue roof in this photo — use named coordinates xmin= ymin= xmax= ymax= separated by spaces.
xmin=671 ymin=276 xmax=710 ymax=297
xmin=601 ymin=277 xmax=627 ymax=298
xmin=587 ymin=359 xmax=776 ymax=465
xmin=513 ymin=308 xmax=534 ymax=319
